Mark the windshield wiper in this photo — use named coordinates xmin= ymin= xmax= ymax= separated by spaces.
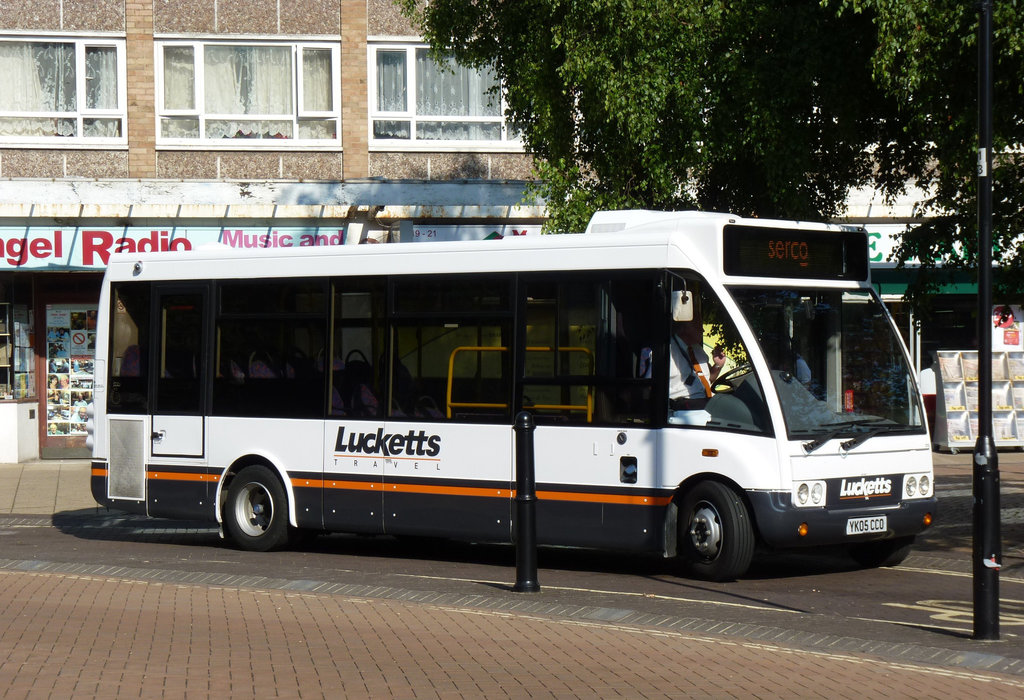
xmin=840 ymin=425 xmax=896 ymax=452
xmin=802 ymin=430 xmax=844 ymax=454
xmin=800 ymin=419 xmax=890 ymax=454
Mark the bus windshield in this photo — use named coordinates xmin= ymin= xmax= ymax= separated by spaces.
xmin=729 ymin=287 xmax=923 ymax=441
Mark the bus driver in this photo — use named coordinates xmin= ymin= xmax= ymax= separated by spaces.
xmin=669 ymin=303 xmax=725 ymax=422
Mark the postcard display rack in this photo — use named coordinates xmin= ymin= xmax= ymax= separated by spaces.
xmin=933 ymin=350 xmax=1024 ymax=452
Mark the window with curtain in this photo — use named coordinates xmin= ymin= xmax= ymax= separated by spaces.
xmin=371 ymin=44 xmax=520 ymax=147
xmin=0 ymin=38 xmax=125 ymax=142
xmin=157 ymin=41 xmax=339 ymax=145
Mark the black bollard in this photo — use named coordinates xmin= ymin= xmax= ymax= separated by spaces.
xmin=513 ymin=411 xmax=540 ymax=592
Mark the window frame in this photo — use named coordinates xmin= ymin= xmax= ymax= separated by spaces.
xmin=367 ymin=42 xmax=522 ymax=152
xmin=154 ymin=39 xmax=341 ymax=150
xmin=0 ymin=35 xmax=127 ymax=147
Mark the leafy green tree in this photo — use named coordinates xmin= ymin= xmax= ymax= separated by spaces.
xmin=402 ymin=0 xmax=1024 ymax=315
xmin=832 ymin=1 xmax=1024 ymax=310
xmin=400 ymin=0 xmax=912 ymax=233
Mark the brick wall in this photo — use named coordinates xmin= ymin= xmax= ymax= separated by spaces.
xmin=126 ymin=1 xmax=157 ymax=178
xmin=341 ymin=0 xmax=369 ymax=179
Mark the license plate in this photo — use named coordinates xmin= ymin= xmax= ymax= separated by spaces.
xmin=846 ymin=515 xmax=887 ymax=536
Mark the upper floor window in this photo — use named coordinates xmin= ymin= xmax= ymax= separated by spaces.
xmin=156 ymin=41 xmax=339 ymax=147
xmin=369 ymin=44 xmax=520 ymax=150
xmin=0 ymin=38 xmax=126 ymax=145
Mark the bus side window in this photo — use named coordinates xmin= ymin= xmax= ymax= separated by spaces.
xmin=522 ymin=273 xmax=655 ymax=426
xmin=391 ymin=275 xmax=513 ymax=422
xmin=108 ymin=283 xmax=150 ymax=414
xmin=332 ymin=278 xmax=386 ymax=418
xmin=213 ymin=280 xmax=327 ymax=418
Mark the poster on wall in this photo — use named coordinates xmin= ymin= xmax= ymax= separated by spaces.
xmin=45 ymin=305 xmax=96 ymax=437
xmin=993 ymin=304 xmax=1024 ymax=351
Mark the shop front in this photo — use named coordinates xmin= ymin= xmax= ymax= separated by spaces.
xmin=0 ymin=183 xmax=544 ymax=462
xmin=0 ymin=217 xmax=353 ymax=460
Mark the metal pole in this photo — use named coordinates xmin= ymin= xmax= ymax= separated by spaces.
xmin=973 ymin=0 xmax=1001 ymax=641
xmin=513 ymin=411 xmax=540 ymax=592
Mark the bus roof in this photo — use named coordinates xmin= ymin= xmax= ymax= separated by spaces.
xmin=102 ymin=210 xmax=864 ymax=285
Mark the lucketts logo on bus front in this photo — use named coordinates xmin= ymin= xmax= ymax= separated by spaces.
xmin=836 ymin=475 xmax=894 ymax=500
xmin=334 ymin=426 xmax=441 ymax=458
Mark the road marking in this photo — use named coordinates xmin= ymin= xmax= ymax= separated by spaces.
xmin=898 ymin=565 xmax=1024 ymax=585
xmin=394 ymin=572 xmax=802 ymax=613
xmin=882 ymin=598 xmax=1024 ymax=627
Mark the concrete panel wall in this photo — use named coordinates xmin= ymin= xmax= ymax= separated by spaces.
xmin=370 ymin=153 xmax=534 ymax=181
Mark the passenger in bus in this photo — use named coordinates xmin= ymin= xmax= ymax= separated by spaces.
xmin=668 ymin=310 xmax=726 ymax=417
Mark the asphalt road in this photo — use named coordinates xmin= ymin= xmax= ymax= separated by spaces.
xmin=1 ymin=465 xmax=1021 ymax=680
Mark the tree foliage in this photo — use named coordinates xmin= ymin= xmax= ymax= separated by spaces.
xmin=833 ymin=1 xmax=1024 ymax=310
xmin=400 ymin=0 xmax=910 ymax=232
xmin=401 ymin=1 xmax=1024 ymax=310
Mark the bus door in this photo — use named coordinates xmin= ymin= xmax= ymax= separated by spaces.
xmin=150 ymin=286 xmax=209 ymax=460
xmin=522 ymin=273 xmax=664 ymax=550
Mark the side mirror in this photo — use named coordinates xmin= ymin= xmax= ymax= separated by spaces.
xmin=672 ymin=290 xmax=694 ymax=322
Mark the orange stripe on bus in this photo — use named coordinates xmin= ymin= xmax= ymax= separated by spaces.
xmin=537 ymin=490 xmax=673 ymax=507
xmin=92 ymin=468 xmax=107 ymax=477
xmin=297 ymin=478 xmax=668 ymax=506
xmin=147 ymin=471 xmax=220 ymax=483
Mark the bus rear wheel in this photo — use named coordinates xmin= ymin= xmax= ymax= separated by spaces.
xmin=678 ymin=481 xmax=755 ymax=582
xmin=224 ymin=465 xmax=290 ymax=552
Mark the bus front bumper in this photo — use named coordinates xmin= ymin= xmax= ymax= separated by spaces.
xmin=748 ymin=490 xmax=937 ymax=549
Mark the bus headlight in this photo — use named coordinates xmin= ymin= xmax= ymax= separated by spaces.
xmin=919 ymin=475 xmax=930 ymax=496
xmin=792 ymin=480 xmax=826 ymax=508
xmin=903 ymin=473 xmax=933 ymax=499
xmin=811 ymin=482 xmax=824 ymax=504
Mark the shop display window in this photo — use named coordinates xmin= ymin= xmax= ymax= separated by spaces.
xmin=45 ymin=305 xmax=96 ymax=436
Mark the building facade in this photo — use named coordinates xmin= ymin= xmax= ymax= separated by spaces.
xmin=0 ymin=0 xmax=544 ymax=459
xmin=0 ymin=2 xmax=994 ymax=461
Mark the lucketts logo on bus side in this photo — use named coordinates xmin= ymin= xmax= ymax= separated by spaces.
xmin=334 ymin=426 xmax=441 ymax=458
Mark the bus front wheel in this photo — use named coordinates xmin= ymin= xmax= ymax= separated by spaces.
xmin=678 ymin=481 xmax=755 ymax=582
xmin=224 ymin=465 xmax=290 ymax=552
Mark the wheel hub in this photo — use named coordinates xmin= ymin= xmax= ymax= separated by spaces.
xmin=689 ymin=502 xmax=722 ymax=560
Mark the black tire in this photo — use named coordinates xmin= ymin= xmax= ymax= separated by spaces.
xmin=224 ymin=465 xmax=290 ymax=552
xmin=678 ymin=481 xmax=755 ymax=582
xmin=849 ymin=536 xmax=915 ymax=568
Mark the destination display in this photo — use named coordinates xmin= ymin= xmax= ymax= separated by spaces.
xmin=723 ymin=224 xmax=869 ymax=281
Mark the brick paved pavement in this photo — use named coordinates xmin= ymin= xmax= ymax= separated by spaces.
xmin=2 ymin=568 xmax=1023 ymax=699
xmin=0 ymin=453 xmax=1022 ymax=698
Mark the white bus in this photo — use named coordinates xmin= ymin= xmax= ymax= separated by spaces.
xmin=89 ymin=210 xmax=935 ymax=581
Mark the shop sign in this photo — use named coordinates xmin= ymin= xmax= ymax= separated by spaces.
xmin=993 ymin=304 xmax=1024 ymax=351
xmin=0 ymin=225 xmax=348 ymax=270
xmin=410 ymin=224 xmax=541 ymax=242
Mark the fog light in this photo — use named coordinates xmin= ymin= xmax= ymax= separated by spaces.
xmin=798 ymin=522 xmax=809 ymax=537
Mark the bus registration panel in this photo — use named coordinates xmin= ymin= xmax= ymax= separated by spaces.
xmin=846 ymin=515 xmax=887 ymax=536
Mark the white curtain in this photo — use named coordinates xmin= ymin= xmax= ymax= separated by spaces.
xmin=376 ymin=50 xmax=407 ymax=112
xmin=302 ymin=48 xmax=332 ymax=112
xmin=415 ymin=49 xmax=499 ymax=118
xmin=0 ymin=42 xmax=76 ymax=136
xmin=205 ymin=46 xmax=292 ymax=115
xmin=162 ymin=46 xmax=195 ymax=110
xmin=203 ymin=46 xmax=292 ymax=138
xmin=85 ymin=46 xmax=118 ymax=110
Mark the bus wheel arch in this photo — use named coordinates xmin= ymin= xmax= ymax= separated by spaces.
xmin=222 ymin=460 xmax=291 ymax=552
xmin=671 ymin=477 xmax=756 ymax=582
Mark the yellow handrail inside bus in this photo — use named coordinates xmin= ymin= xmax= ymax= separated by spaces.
xmin=446 ymin=345 xmax=594 ymax=421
